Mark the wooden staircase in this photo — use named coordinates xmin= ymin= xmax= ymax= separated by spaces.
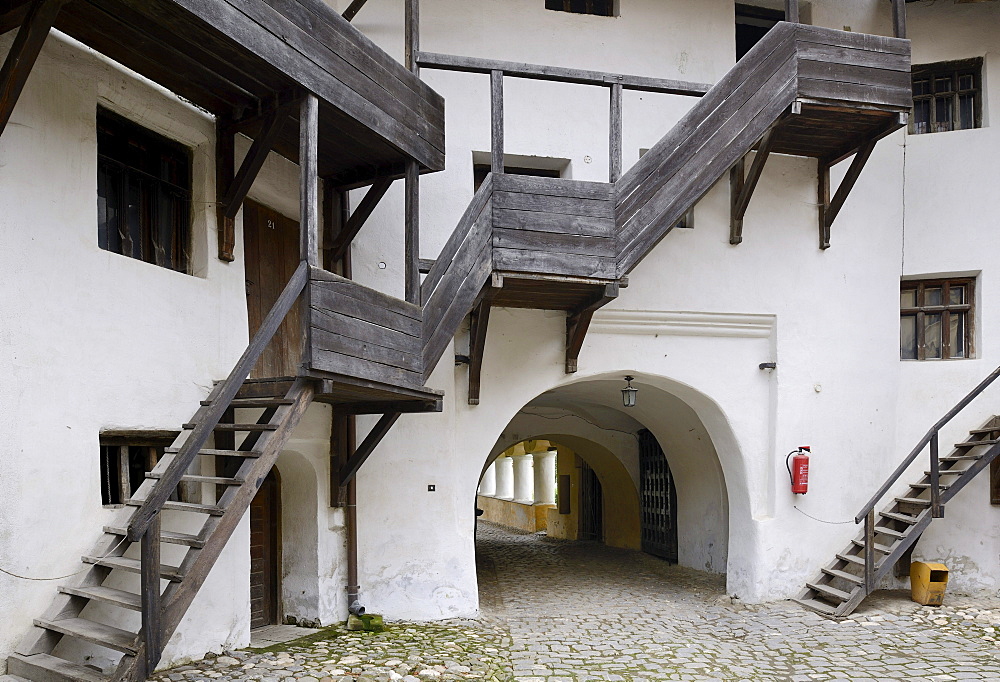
xmin=796 ymin=367 xmax=1000 ymax=618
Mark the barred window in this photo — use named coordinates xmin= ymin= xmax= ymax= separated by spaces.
xmin=911 ymin=59 xmax=983 ymax=135
xmin=97 ymin=109 xmax=192 ymax=273
xmin=545 ymin=0 xmax=616 ymax=17
xmin=900 ymin=278 xmax=975 ymax=361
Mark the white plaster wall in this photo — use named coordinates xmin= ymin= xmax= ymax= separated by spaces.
xmin=0 ymin=33 xmax=252 ymax=671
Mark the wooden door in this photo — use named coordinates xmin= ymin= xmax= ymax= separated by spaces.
xmin=578 ymin=459 xmax=603 ymax=542
xmin=243 ymin=200 xmax=302 ymax=378
xmin=249 ymin=469 xmax=280 ymax=629
xmin=639 ymin=429 xmax=678 ymax=563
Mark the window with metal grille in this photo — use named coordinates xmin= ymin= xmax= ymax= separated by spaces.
xmin=97 ymin=108 xmax=192 ymax=273
xmin=900 ymin=278 xmax=975 ymax=361
xmin=544 ymin=0 xmax=616 ymax=17
xmin=911 ymin=59 xmax=983 ymax=135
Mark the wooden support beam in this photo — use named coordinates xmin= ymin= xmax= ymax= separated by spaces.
xmin=404 ymin=161 xmax=420 ymax=304
xmin=342 ymin=0 xmax=368 ymax=22
xmin=405 ymin=0 xmax=419 ymax=76
xmin=784 ymin=0 xmax=799 ymax=24
xmin=566 ymin=283 xmax=619 ymax=373
xmin=467 ymin=297 xmax=492 ymax=406
xmin=491 ymin=69 xmax=504 ymax=175
xmin=140 ymin=516 xmax=162 ymax=679
xmin=418 ymin=258 xmax=435 ymax=274
xmin=0 ymin=0 xmax=67 ymax=142
xmin=327 ymin=176 xmax=393 ymax=263
xmin=819 ymin=138 xmax=877 ymax=248
xmin=892 ymin=0 xmax=907 ymax=39
xmin=221 ymin=104 xmax=288 ymax=222
xmin=730 ymin=128 xmax=777 ymax=245
xmin=339 ymin=412 xmax=402 ymax=485
xmin=216 ymin=116 xmax=236 ymax=262
xmin=299 ymin=94 xmax=320 ymax=267
xmin=609 ymin=82 xmax=623 ymax=183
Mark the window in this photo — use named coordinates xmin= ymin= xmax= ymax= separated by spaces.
xmin=544 ymin=0 xmax=616 ymax=17
xmin=900 ymin=278 xmax=974 ymax=360
xmin=99 ymin=435 xmax=172 ymax=506
xmin=97 ymin=108 xmax=192 ymax=273
xmin=473 ymin=163 xmax=561 ymax=192
xmin=911 ymin=59 xmax=983 ymax=135
xmin=736 ymin=4 xmax=784 ymax=61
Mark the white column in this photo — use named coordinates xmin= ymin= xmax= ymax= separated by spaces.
xmin=478 ymin=461 xmax=497 ymax=497
xmin=532 ymin=450 xmax=557 ymax=505
xmin=512 ymin=454 xmax=535 ymax=504
xmin=494 ymin=456 xmax=514 ymax=500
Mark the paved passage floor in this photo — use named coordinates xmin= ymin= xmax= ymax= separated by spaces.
xmin=476 ymin=523 xmax=1000 ymax=681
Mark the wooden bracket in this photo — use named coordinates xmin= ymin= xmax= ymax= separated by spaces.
xmin=818 ymin=138 xmax=877 ymax=250
xmin=327 ymin=176 xmax=393 ymax=263
xmin=0 ymin=0 xmax=68 ymax=142
xmin=566 ymin=282 xmax=619 ymax=373
xmin=339 ymin=412 xmax=402 ymax=486
xmin=342 ymin=0 xmax=368 ymax=22
xmin=729 ymin=126 xmax=778 ymax=245
xmin=467 ymin=297 xmax=492 ymax=406
xmin=216 ymin=101 xmax=291 ymax=261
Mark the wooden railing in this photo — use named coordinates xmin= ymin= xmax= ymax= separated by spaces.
xmin=853 ymin=364 xmax=1000 ymax=590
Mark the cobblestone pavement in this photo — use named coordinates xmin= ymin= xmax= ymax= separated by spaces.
xmin=476 ymin=523 xmax=1000 ymax=681
xmin=141 ymin=523 xmax=1000 ymax=682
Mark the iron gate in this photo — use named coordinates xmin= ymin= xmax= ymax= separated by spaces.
xmin=639 ymin=429 xmax=678 ymax=563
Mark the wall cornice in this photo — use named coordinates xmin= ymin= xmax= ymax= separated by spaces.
xmin=590 ymin=309 xmax=776 ymax=339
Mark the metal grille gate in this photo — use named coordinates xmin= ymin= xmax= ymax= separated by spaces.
xmin=579 ymin=459 xmax=603 ymax=542
xmin=639 ymin=429 xmax=678 ymax=563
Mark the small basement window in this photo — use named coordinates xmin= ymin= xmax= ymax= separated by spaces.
xmin=736 ymin=4 xmax=784 ymax=60
xmin=545 ymin=0 xmax=616 ymax=17
xmin=97 ymin=108 xmax=193 ymax=273
xmin=100 ymin=432 xmax=187 ymax=507
xmin=911 ymin=58 xmax=983 ymax=135
xmin=900 ymin=277 xmax=975 ymax=361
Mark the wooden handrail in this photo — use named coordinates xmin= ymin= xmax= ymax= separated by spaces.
xmin=127 ymin=260 xmax=310 ymax=540
xmin=854 ymin=363 xmax=1000 ymax=524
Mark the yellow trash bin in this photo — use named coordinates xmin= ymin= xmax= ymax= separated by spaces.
xmin=910 ymin=562 xmax=949 ymax=606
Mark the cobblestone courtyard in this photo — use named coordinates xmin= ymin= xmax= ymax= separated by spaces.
xmin=129 ymin=523 xmax=1000 ymax=682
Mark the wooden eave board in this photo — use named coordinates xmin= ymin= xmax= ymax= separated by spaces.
xmin=490 ymin=279 xmax=613 ymax=312
xmin=41 ymin=0 xmax=444 ymax=182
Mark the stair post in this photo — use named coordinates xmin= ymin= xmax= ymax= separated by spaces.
xmin=140 ymin=513 xmax=163 ymax=678
xmin=864 ymin=509 xmax=875 ymax=593
xmin=930 ymin=431 xmax=943 ymax=518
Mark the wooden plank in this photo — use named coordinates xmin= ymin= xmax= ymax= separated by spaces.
xmin=798 ymin=60 xmax=911 ymax=90
xmin=415 ymin=51 xmax=712 ymax=96
xmin=405 ymin=0 xmax=418 ymax=75
xmin=339 ymin=412 xmax=402 ymax=484
xmin=493 ymin=228 xmax=616 ymax=258
xmin=140 ymin=516 xmax=162 ymax=677
xmin=311 ymin=307 xmax=420 ymax=353
xmin=494 ymin=207 xmax=613 ymax=237
xmin=609 ymin=83 xmax=623 ymax=183
xmin=311 ymin=348 xmax=423 ymax=389
xmin=310 ymin=285 xmax=421 ymax=334
xmin=493 ymin=173 xmax=614 ymax=201
xmin=311 ymin=269 xmax=422 ymax=321
xmin=493 ymin=191 xmax=614 ymax=219
xmin=328 ymin=176 xmax=393 ymax=262
xmin=792 ymin=23 xmax=910 ymax=56
xmin=342 ymin=0 xmax=367 ymax=22
xmin=0 ymin=0 xmax=68 ymax=140
xmin=421 ymin=175 xmax=493 ymax=298
xmin=300 ymin=94 xmax=320 ymax=267
xmin=795 ymin=42 xmax=911 ymax=72
xmin=491 ymin=69 xmax=504 ymax=174
xmin=797 ymin=78 xmax=911 ymax=109
xmin=493 ymin=248 xmax=617 ymax=279
xmin=311 ymin=326 xmax=422 ymax=373
xmin=405 ymin=160 xmax=420 ymax=304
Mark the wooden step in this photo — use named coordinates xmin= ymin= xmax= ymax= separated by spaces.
xmin=941 ymin=454 xmax=983 ymax=461
xmin=880 ymin=511 xmax=919 ymax=524
xmin=103 ymin=526 xmax=205 ymax=548
xmin=955 ymin=439 xmax=998 ymax=448
xmin=911 ymin=482 xmax=952 ymax=490
xmin=201 ymin=398 xmax=293 ymax=408
xmin=968 ymin=427 xmax=1000 ymax=435
xmin=82 ymin=556 xmax=183 ymax=582
xmin=58 ymin=585 xmax=141 ymax=611
xmin=821 ymin=567 xmax=863 ymax=585
xmin=895 ymin=497 xmax=931 ymax=507
xmin=8 ymin=652 xmax=110 ymax=682
xmin=183 ymin=423 xmax=278 ymax=431
xmin=852 ymin=538 xmax=893 ymax=554
xmin=873 ymin=526 xmax=907 ymax=539
xmin=923 ymin=469 xmax=968 ymax=476
xmin=147 ymin=472 xmax=244 ymax=486
xmin=792 ymin=597 xmax=838 ymax=617
xmin=837 ymin=553 xmax=867 ymax=567
xmin=33 ymin=617 xmax=137 ymax=655
xmin=164 ymin=447 xmax=261 ymax=457
xmin=126 ymin=499 xmax=224 ymax=515
xmin=807 ymin=582 xmax=855 ymax=602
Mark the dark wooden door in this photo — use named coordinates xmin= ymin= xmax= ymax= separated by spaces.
xmin=243 ymin=200 xmax=301 ymax=378
xmin=578 ymin=459 xmax=603 ymax=542
xmin=639 ymin=429 xmax=678 ymax=563
xmin=249 ymin=469 xmax=280 ymax=629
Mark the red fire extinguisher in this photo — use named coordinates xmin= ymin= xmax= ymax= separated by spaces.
xmin=787 ymin=446 xmax=811 ymax=494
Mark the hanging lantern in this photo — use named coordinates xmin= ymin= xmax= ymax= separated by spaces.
xmin=621 ymin=375 xmax=638 ymax=407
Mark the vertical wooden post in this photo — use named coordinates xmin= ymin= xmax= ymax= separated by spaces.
xmin=216 ymin=117 xmax=236 ymax=262
xmin=404 ymin=162 xmax=420 ymax=305
xmin=729 ymin=157 xmax=746 ymax=245
xmin=300 ymin=94 xmax=319 ymax=267
xmin=118 ymin=445 xmax=131 ymax=504
xmin=930 ymin=432 xmax=943 ymax=518
xmin=490 ymin=70 xmax=504 ymax=175
xmin=891 ymin=0 xmax=906 ymax=39
xmin=784 ymin=0 xmax=799 ymax=24
xmin=405 ymin=0 xmax=419 ymax=75
xmin=864 ymin=509 xmax=876 ymax=593
xmin=609 ymin=82 xmax=623 ymax=183
xmin=140 ymin=515 xmax=162 ymax=678
xmin=817 ymin=161 xmax=831 ymax=250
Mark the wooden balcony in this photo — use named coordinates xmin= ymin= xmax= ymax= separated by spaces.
xmin=1 ymin=0 xmax=445 ymax=185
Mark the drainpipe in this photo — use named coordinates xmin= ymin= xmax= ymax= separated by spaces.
xmin=346 ymin=475 xmax=364 ymax=616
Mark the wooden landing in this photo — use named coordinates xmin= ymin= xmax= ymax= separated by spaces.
xmin=238 ymin=377 xmax=442 ymax=415
xmin=2 ymin=0 xmax=445 ymax=184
